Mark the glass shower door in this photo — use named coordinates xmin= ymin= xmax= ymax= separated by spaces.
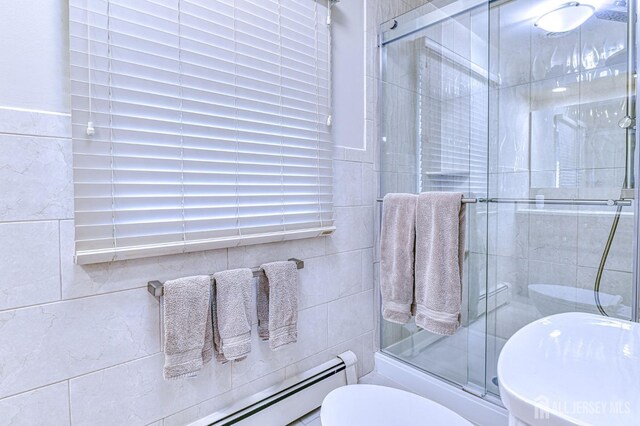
xmin=379 ymin=0 xmax=491 ymax=395
xmin=379 ymin=0 xmax=638 ymax=404
xmin=484 ymin=0 xmax=638 ymax=398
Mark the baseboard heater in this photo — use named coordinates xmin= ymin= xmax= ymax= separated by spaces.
xmin=189 ymin=351 xmax=358 ymax=426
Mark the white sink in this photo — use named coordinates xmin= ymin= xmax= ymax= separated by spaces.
xmin=497 ymin=312 xmax=640 ymax=426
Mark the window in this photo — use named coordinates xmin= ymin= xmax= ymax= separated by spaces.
xmin=70 ymin=0 xmax=334 ymax=264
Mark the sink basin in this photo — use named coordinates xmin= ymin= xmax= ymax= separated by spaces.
xmin=497 ymin=312 xmax=640 ymax=426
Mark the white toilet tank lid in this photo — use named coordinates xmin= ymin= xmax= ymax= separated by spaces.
xmin=321 ymin=384 xmax=472 ymax=426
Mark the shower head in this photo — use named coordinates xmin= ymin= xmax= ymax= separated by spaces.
xmin=595 ymin=1 xmax=628 ymax=23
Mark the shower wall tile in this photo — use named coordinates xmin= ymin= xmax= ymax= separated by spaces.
xmin=384 ymin=39 xmax=418 ymax=93
xmin=328 ymin=290 xmax=374 ymax=345
xmin=580 ymin=125 xmax=627 ymax=170
xmin=579 ymin=16 xmax=627 ymax=74
xmin=0 ymin=382 xmax=70 ymax=426
xmin=0 ymin=289 xmax=160 ymax=399
xmin=495 ymin=255 xmax=528 ymax=298
xmin=528 ymin=260 xmax=578 ymax=288
xmin=468 ymin=206 xmax=491 ymax=255
xmin=530 ymin=76 xmax=581 ymax=176
xmin=0 ymin=135 xmax=73 ymax=222
xmin=497 ymin=3 xmax=531 ymax=87
xmin=528 ymin=210 xmax=578 ymax=265
xmin=578 ymin=168 xmax=626 ymax=200
xmin=230 ymin=304 xmax=328 ymax=387
xmin=69 ymin=354 xmax=232 ymax=426
xmin=577 ymin=209 xmax=634 ymax=273
xmin=59 ymin=220 xmax=228 ymax=299
xmin=497 ymin=171 xmax=530 ymax=198
xmin=497 ymin=84 xmax=530 ymax=172
xmin=0 ymin=221 xmax=60 ymax=311
xmin=495 ymin=207 xmax=529 ymax=259
xmin=530 ymin=26 xmax=580 ymax=82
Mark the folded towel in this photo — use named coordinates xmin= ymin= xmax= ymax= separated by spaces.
xmin=162 ymin=275 xmax=213 ymax=380
xmin=258 ymin=261 xmax=298 ymax=350
xmin=380 ymin=193 xmax=417 ymax=324
xmin=414 ymin=192 xmax=466 ymax=336
xmin=212 ymin=269 xmax=253 ymax=362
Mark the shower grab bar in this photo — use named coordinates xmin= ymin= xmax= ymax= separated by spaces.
xmin=147 ymin=258 xmax=304 ymax=297
xmin=375 ymin=197 xmax=633 ymax=207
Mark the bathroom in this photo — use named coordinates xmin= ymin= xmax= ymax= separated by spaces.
xmin=0 ymin=0 xmax=638 ymax=425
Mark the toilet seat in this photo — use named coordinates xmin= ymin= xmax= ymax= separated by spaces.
xmin=321 ymin=384 xmax=472 ymax=426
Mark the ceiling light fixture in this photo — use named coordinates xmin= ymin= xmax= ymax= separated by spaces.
xmin=535 ymin=2 xmax=595 ymax=33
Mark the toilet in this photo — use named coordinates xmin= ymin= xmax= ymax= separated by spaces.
xmin=321 ymin=384 xmax=472 ymax=426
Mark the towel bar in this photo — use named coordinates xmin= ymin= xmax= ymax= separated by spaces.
xmin=375 ymin=197 xmax=477 ymax=203
xmin=147 ymin=258 xmax=305 ymax=298
xmin=376 ymin=197 xmax=633 ymax=207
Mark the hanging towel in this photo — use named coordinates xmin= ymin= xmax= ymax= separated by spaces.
xmin=380 ymin=193 xmax=417 ymax=324
xmin=415 ymin=192 xmax=466 ymax=336
xmin=212 ymin=269 xmax=253 ymax=361
xmin=258 ymin=261 xmax=298 ymax=350
xmin=211 ymin=282 xmax=228 ymax=364
xmin=162 ymin=275 xmax=213 ymax=380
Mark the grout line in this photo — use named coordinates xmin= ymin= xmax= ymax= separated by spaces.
xmin=0 ymin=285 xmax=150 ymax=314
xmin=58 ymin=220 xmax=63 ymax=302
xmin=0 ymin=131 xmax=70 ymax=140
xmin=0 ymin=217 xmax=74 ymax=225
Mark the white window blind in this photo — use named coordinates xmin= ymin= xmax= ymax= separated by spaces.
xmin=70 ymin=0 xmax=334 ymax=264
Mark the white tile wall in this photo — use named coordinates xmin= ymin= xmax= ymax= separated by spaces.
xmin=68 ymin=354 xmax=232 ymax=426
xmin=0 ymin=0 xmax=395 ymax=423
xmin=0 ymin=289 xmax=160 ymax=399
xmin=0 ymin=382 xmax=70 ymax=426
xmin=0 ymin=135 xmax=73 ymax=222
xmin=0 ymin=221 xmax=60 ymax=311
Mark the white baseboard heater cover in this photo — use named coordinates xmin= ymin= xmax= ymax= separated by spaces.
xmin=189 ymin=351 xmax=358 ymax=426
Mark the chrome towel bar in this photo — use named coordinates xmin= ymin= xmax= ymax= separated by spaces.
xmin=376 ymin=197 xmax=633 ymax=207
xmin=147 ymin=258 xmax=305 ymax=297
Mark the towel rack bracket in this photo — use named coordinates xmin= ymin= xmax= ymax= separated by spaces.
xmin=147 ymin=258 xmax=305 ymax=298
xmin=148 ymin=280 xmax=163 ymax=298
xmin=289 ymin=257 xmax=304 ymax=270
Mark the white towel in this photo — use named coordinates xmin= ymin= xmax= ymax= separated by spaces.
xmin=212 ymin=269 xmax=253 ymax=362
xmin=162 ymin=275 xmax=213 ymax=380
xmin=380 ymin=193 xmax=417 ymax=324
xmin=414 ymin=192 xmax=466 ymax=336
xmin=258 ymin=261 xmax=298 ymax=350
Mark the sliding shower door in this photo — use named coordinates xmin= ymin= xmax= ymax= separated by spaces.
xmin=379 ymin=0 xmax=639 ymax=403
xmin=379 ymin=0 xmax=491 ymax=395
xmin=484 ymin=0 xmax=638 ymax=398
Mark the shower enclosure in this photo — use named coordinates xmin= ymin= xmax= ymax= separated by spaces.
xmin=379 ymin=0 xmax=639 ymax=402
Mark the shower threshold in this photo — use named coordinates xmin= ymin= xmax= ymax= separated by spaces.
xmin=375 ymin=352 xmax=508 ymax=426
